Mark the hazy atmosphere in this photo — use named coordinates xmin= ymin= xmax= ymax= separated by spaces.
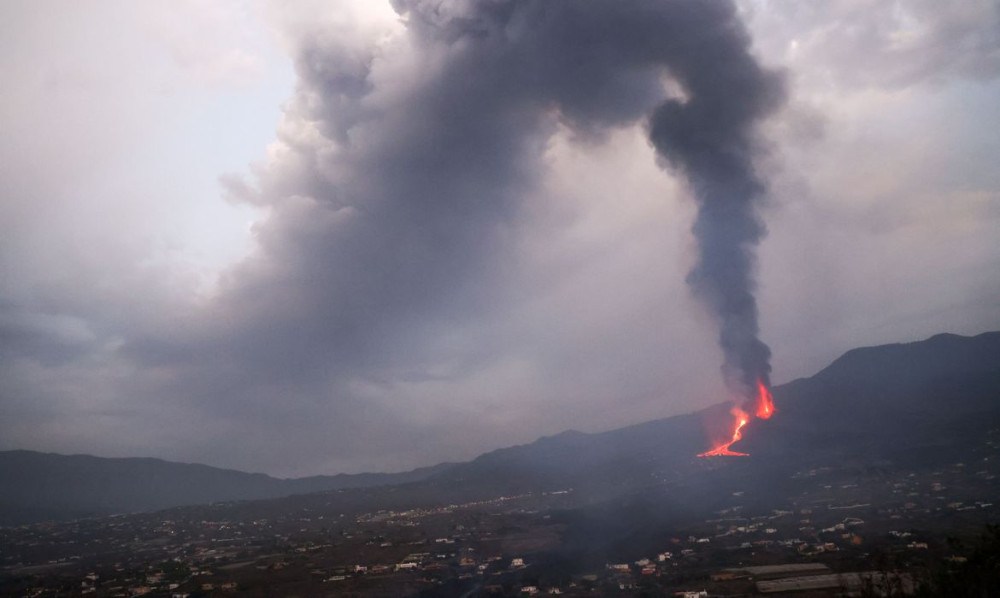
xmin=2 ymin=0 xmax=998 ymax=477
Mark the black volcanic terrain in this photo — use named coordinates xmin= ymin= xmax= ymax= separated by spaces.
xmin=2 ymin=331 xmax=998 ymax=597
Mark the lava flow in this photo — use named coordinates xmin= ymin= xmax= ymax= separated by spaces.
xmin=698 ymin=406 xmax=750 ymax=457
xmin=698 ymin=379 xmax=776 ymax=458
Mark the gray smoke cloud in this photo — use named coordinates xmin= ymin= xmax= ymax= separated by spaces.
xmin=648 ymin=19 xmax=785 ymax=397
xmin=1 ymin=0 xmax=785 ymax=472
xmin=387 ymin=0 xmax=786 ymax=403
xmin=201 ymin=0 xmax=786 ymax=432
xmin=384 ymin=0 xmax=786 ymax=400
xmin=147 ymin=0 xmax=784 ymax=392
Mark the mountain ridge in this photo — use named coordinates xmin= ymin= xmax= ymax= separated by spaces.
xmin=2 ymin=330 xmax=997 ymax=526
xmin=0 ymin=449 xmax=455 ymax=526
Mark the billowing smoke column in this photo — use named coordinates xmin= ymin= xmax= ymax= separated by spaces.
xmin=647 ymin=22 xmax=784 ymax=401
xmin=173 ymin=0 xmax=785 ymax=464
xmin=382 ymin=0 xmax=784 ymax=409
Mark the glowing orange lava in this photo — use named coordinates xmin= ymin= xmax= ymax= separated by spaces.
xmin=698 ymin=379 xmax=775 ymax=457
xmin=698 ymin=406 xmax=750 ymax=457
xmin=755 ymin=379 xmax=775 ymax=420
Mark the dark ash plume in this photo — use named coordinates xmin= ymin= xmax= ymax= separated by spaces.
xmin=385 ymin=0 xmax=786 ymax=399
xmin=208 ymin=0 xmax=786 ymax=401
xmin=648 ymin=23 xmax=785 ymax=398
xmin=116 ymin=0 xmax=784 ymax=469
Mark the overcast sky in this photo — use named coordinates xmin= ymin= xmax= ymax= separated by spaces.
xmin=2 ymin=0 xmax=998 ymax=477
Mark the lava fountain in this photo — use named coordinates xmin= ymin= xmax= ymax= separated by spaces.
xmin=698 ymin=379 xmax=775 ymax=458
xmin=755 ymin=379 xmax=775 ymax=420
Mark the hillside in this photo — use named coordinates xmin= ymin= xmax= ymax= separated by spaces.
xmin=431 ymin=331 xmax=1000 ymax=500
xmin=0 ymin=451 xmax=452 ymax=526
xmin=743 ymin=331 xmax=1000 ymax=460
xmin=2 ymin=331 xmax=997 ymax=526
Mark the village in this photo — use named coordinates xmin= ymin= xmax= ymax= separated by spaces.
xmin=2 ymin=440 xmax=997 ymax=597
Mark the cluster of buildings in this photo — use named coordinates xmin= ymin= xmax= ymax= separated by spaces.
xmin=2 ymin=433 xmax=997 ymax=596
